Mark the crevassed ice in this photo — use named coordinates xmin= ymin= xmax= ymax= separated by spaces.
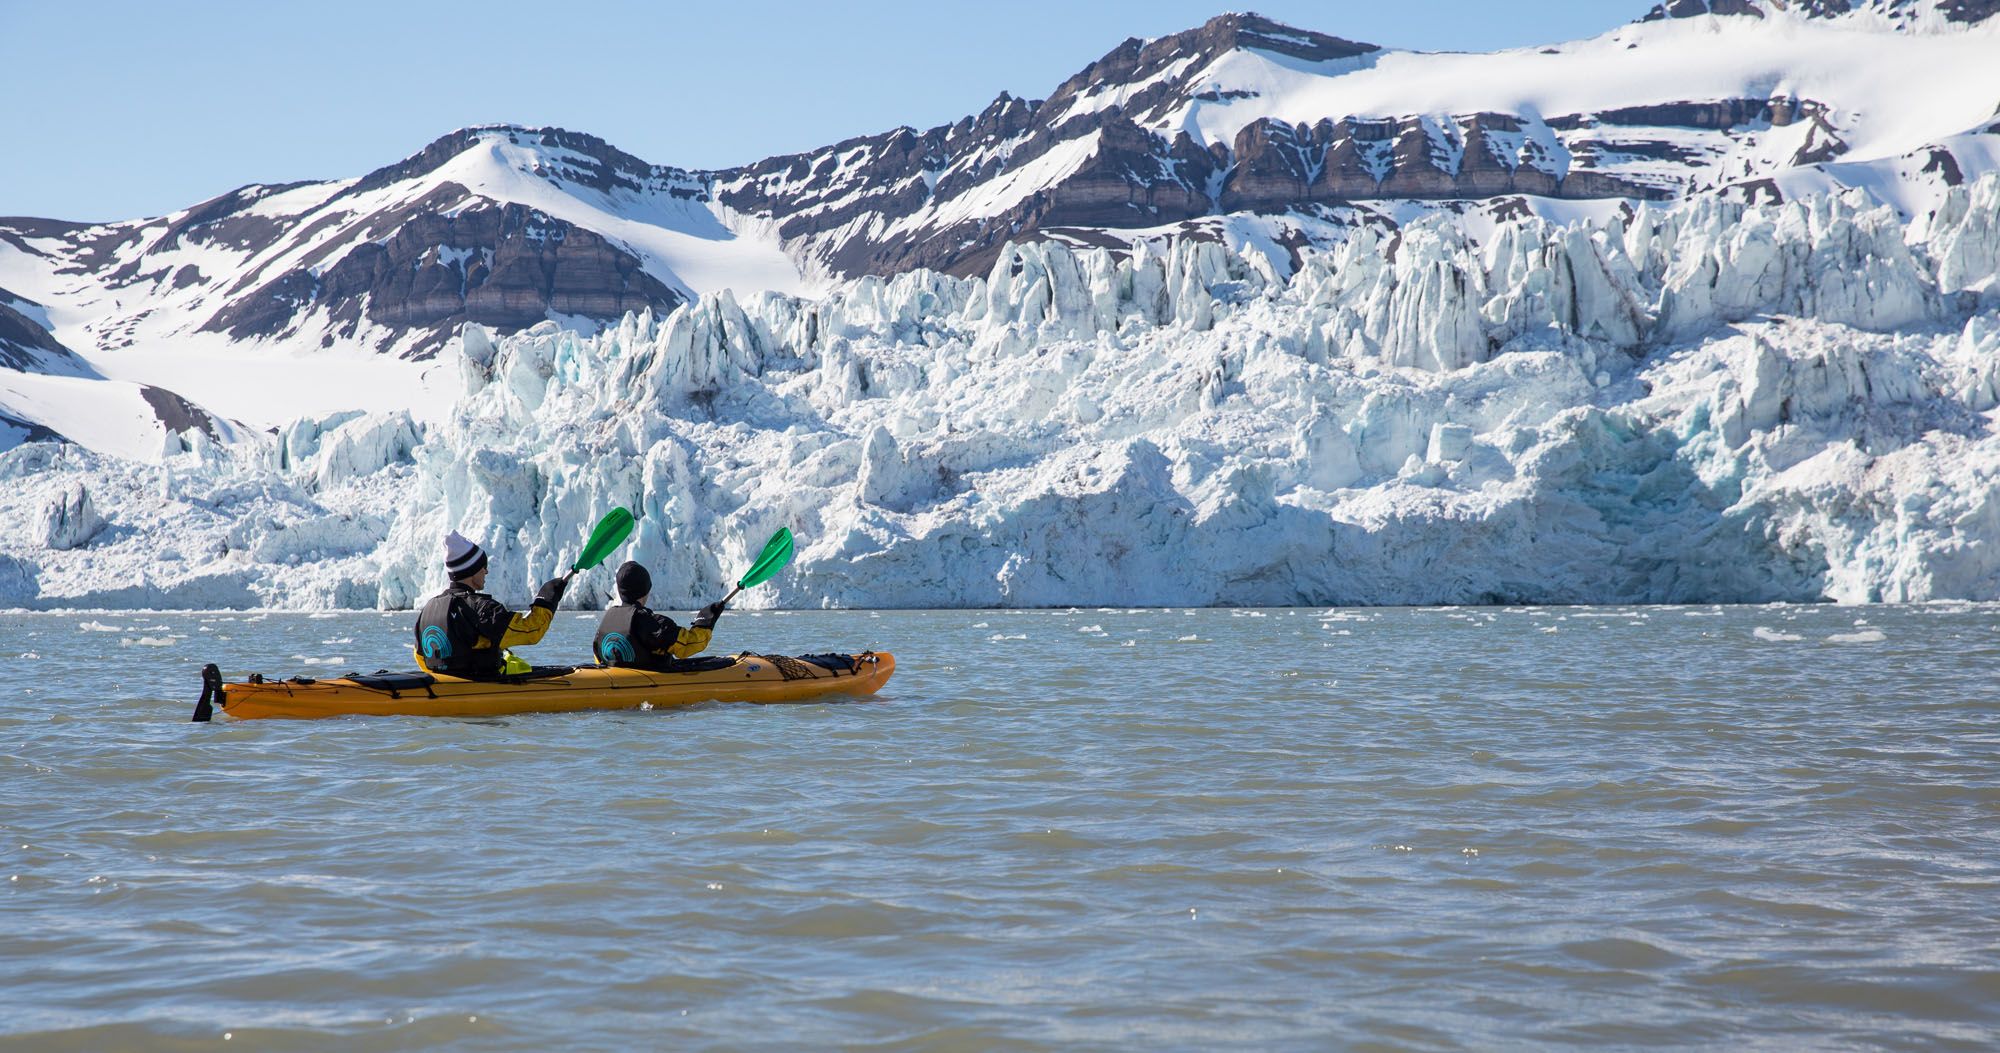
xmin=5 ymin=176 xmax=2000 ymax=610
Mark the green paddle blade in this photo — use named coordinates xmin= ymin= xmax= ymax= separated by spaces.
xmin=735 ymin=527 xmax=794 ymax=591
xmin=572 ymin=507 xmax=637 ymax=573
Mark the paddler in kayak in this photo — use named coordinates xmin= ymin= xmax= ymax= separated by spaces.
xmin=594 ymin=561 xmax=725 ymax=669
xmin=413 ymin=531 xmax=568 ymax=677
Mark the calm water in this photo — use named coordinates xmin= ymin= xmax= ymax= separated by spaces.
xmin=1 ymin=605 xmax=1997 ymax=1051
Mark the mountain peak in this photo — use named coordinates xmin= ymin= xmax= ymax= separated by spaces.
xmin=1181 ymin=12 xmax=1380 ymax=61
xmin=1043 ymin=12 xmax=1377 ymax=113
xmin=350 ymin=124 xmax=688 ymax=198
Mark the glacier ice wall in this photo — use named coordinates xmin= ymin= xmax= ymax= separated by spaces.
xmin=5 ymin=178 xmax=2000 ymax=609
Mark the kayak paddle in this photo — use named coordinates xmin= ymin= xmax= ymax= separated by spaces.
xmin=720 ymin=527 xmax=794 ymax=604
xmin=565 ymin=507 xmax=637 ymax=582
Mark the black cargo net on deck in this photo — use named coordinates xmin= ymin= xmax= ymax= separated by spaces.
xmin=742 ymin=653 xmax=818 ymax=681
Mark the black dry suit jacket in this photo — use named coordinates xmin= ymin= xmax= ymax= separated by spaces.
xmin=414 ymin=581 xmax=559 ymax=677
xmin=594 ymin=604 xmax=718 ymax=670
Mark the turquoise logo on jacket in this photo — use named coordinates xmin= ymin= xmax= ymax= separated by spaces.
xmin=600 ymin=632 xmax=636 ymax=664
xmin=421 ymin=625 xmax=453 ymax=660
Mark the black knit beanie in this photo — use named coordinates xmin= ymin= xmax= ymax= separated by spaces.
xmin=615 ymin=561 xmax=652 ymax=603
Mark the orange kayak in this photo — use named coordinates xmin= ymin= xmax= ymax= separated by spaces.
xmin=192 ymin=652 xmax=895 ymax=720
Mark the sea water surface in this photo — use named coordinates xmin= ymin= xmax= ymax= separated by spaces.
xmin=1 ymin=605 xmax=1997 ymax=1051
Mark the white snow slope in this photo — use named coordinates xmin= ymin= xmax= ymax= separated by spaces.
xmin=3 ymin=173 xmax=1999 ymax=610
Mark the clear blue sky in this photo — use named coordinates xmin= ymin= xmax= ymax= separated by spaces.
xmin=1 ymin=0 xmax=1651 ymax=222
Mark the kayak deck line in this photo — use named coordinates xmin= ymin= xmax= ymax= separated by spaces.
xmin=190 ymin=652 xmax=894 ymax=721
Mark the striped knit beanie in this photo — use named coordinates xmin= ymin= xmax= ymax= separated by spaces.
xmin=444 ymin=531 xmax=487 ymax=580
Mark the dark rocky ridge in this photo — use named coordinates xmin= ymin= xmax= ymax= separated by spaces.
xmin=138 ymin=385 xmax=221 ymax=440
xmin=707 ymin=12 xmax=1743 ymax=278
xmin=1643 ymin=0 xmax=2000 ymax=21
xmin=0 ymin=293 xmax=91 ymax=375
xmin=0 ymin=410 xmax=60 ymax=444
xmin=202 ymin=181 xmax=684 ymax=357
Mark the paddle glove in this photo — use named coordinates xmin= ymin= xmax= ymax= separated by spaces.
xmin=533 ymin=576 xmax=569 ymax=611
xmin=693 ymin=601 xmax=726 ymax=630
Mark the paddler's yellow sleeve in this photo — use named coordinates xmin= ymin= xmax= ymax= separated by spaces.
xmin=497 ymin=604 xmax=554 ymax=648
xmin=666 ymin=625 xmax=712 ymax=659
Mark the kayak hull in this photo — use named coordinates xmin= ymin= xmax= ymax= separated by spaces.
xmin=212 ymin=652 xmax=894 ymax=720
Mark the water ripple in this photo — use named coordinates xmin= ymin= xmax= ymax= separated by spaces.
xmin=2 ymin=605 xmax=1998 ymax=1049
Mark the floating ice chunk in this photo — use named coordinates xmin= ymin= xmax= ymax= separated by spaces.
xmin=1753 ymin=627 xmax=1804 ymax=642
xmin=1826 ymin=629 xmax=1886 ymax=644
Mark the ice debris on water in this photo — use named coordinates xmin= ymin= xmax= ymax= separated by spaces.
xmin=1827 ymin=629 xmax=1887 ymax=644
xmin=1754 ymin=627 xmax=1804 ymax=642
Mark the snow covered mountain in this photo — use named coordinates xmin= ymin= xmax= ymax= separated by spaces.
xmin=718 ymin=2 xmax=2000 ymax=279
xmin=2 ymin=5 xmax=1999 ymax=610
xmin=6 ymin=5 xmax=1997 ymax=391
xmin=0 ymin=127 xmax=806 ymax=364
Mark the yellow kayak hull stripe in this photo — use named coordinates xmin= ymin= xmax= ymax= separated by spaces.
xmin=216 ymin=652 xmax=895 ymax=720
